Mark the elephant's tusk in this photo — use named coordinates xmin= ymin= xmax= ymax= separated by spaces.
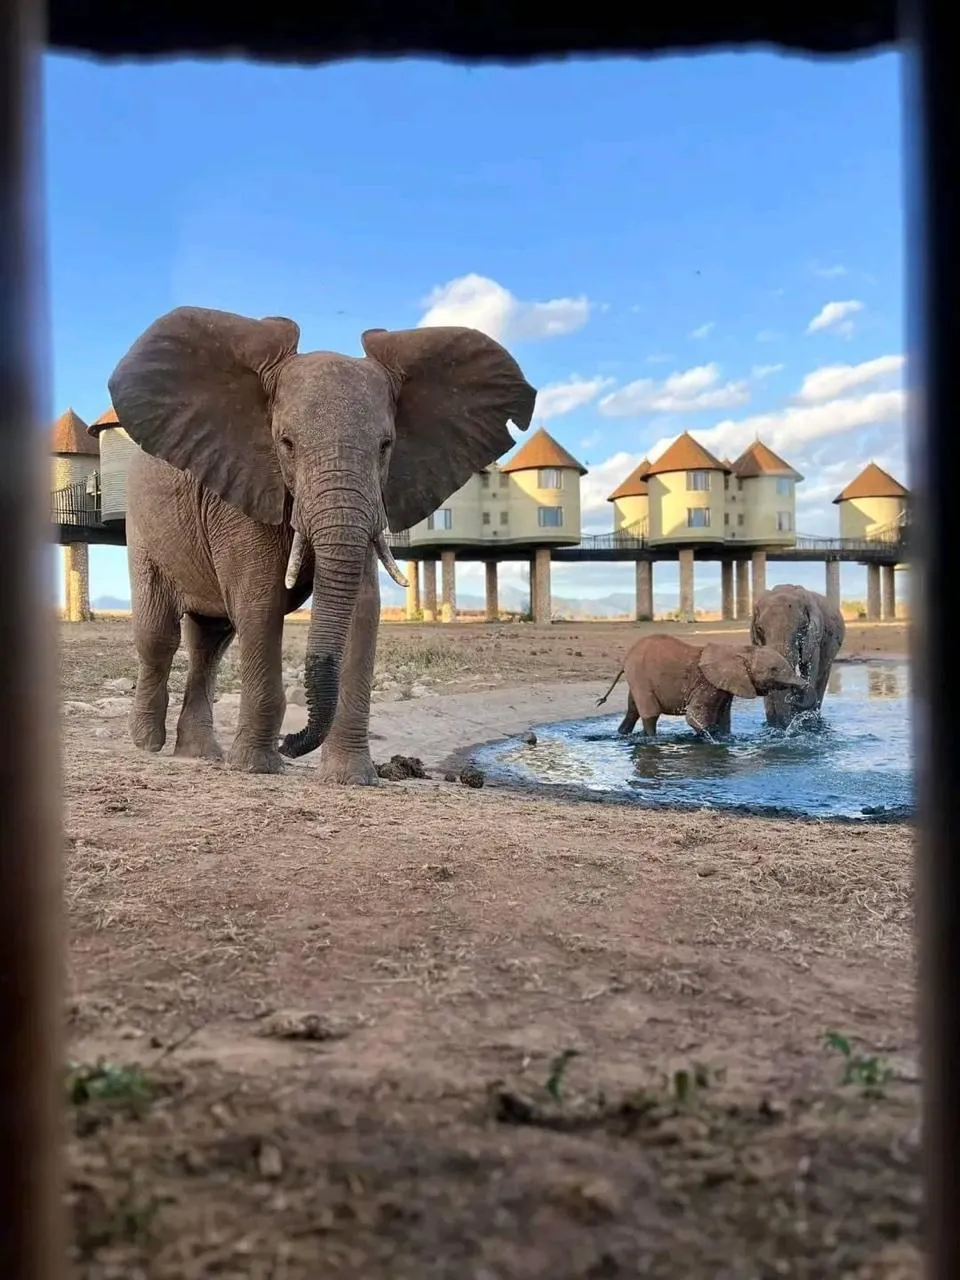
xmin=284 ymin=530 xmax=306 ymax=589
xmin=374 ymin=530 xmax=408 ymax=588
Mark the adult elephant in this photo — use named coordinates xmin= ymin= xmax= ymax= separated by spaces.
xmin=108 ymin=305 xmax=536 ymax=780
xmin=750 ymin=584 xmax=846 ymax=728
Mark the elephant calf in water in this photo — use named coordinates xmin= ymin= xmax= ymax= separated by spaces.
xmin=750 ymin=584 xmax=846 ymax=728
xmin=596 ymin=634 xmax=807 ymax=738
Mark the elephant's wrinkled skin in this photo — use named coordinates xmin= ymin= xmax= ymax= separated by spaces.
xmin=108 ymin=306 xmax=535 ymax=779
xmin=750 ymin=584 xmax=846 ymax=727
xmin=596 ymin=634 xmax=807 ymax=738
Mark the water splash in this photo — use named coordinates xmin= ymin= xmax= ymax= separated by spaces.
xmin=472 ymin=660 xmax=913 ymax=822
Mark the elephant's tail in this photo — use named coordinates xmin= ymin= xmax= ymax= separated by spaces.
xmin=596 ymin=668 xmax=625 ymax=707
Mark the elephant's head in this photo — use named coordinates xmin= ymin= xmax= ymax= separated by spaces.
xmin=698 ymin=642 xmax=808 ymax=699
xmin=108 ymin=306 xmax=536 ymax=758
xmin=751 ymin=585 xmax=824 ymax=724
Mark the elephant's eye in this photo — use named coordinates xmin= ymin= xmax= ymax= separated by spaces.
xmin=380 ymin=439 xmax=392 ymax=460
xmin=278 ymin=436 xmax=294 ymax=456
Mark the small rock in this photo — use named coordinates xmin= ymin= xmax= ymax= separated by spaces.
xmin=409 ymin=683 xmax=429 ymax=698
xmin=459 ymin=765 xmax=485 ymax=789
xmin=444 ymin=772 xmax=457 ymax=783
xmin=520 ymin=730 xmax=538 ymax=746
xmin=62 ymin=700 xmax=95 ymax=716
xmin=257 ymin=1142 xmax=284 ymax=1179
xmin=286 ymin=685 xmax=307 ymax=707
xmin=103 ymin=676 xmax=135 ymax=693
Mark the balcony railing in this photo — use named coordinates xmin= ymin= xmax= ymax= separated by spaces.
xmin=51 ymin=475 xmax=102 ymax=528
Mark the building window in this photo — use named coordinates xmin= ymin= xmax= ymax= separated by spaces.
xmin=724 ymin=512 xmax=730 ymax=525
xmin=427 ymin=508 xmax=452 ymax=531
xmin=737 ymin=478 xmax=744 ymax=492
xmin=500 ymin=473 xmax=509 ymax=489
xmin=538 ymin=506 xmax=564 ymax=528
xmin=482 ymin=511 xmax=491 ymax=525
xmin=686 ymin=508 xmax=710 ymax=528
xmin=480 ymin=472 xmax=490 ymax=488
xmin=499 ymin=510 xmax=509 ymax=526
xmin=723 ymin=475 xmax=730 ymax=490
xmin=777 ymin=510 xmax=793 ymax=532
xmin=687 ymin=470 xmax=711 ymax=492
xmin=775 ymin=477 xmax=792 ymax=496
xmin=538 ymin=468 xmax=563 ymax=490
xmin=737 ymin=513 xmax=745 ymax=527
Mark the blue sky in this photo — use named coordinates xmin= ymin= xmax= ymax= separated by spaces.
xmin=44 ymin=48 xmax=905 ymax=606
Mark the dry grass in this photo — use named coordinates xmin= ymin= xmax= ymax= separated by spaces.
xmin=60 ymin=617 xmax=919 ymax=1278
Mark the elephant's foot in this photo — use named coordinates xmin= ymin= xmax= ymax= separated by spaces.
xmin=131 ymin=713 xmax=166 ymax=753
xmin=174 ymin=727 xmax=225 ymax=761
xmin=318 ymin=747 xmax=379 ymax=787
xmin=227 ymin=737 xmax=285 ymax=774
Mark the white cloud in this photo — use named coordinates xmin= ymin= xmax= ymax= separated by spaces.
xmin=418 ymin=273 xmax=590 ymax=343
xmin=806 ymin=299 xmax=864 ymax=336
xmin=645 ymin=388 xmax=905 ymax=464
xmin=752 ymin=363 xmax=784 ymax=379
xmin=580 ymin=451 xmax=646 ymax=515
xmin=809 ymin=261 xmax=849 ymax=279
xmin=533 ymin=375 xmax=614 ymax=421
xmin=797 ymin=354 xmax=904 ymax=404
xmin=598 ymin=363 xmax=750 ymax=418
xmin=690 ymin=321 xmax=715 ymax=339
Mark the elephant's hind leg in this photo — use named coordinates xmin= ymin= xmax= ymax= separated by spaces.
xmin=175 ymin=614 xmax=235 ymax=760
xmin=130 ymin=554 xmax=180 ymax=753
xmin=617 ymin=692 xmax=640 ymax=736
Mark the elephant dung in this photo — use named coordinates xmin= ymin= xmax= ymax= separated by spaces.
xmin=459 ymin=765 xmax=485 ymax=789
xmin=376 ymin=754 xmax=429 ymax=782
xmin=520 ymin=730 xmax=538 ymax=746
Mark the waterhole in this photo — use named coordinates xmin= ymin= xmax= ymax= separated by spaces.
xmin=472 ymin=659 xmax=913 ymax=822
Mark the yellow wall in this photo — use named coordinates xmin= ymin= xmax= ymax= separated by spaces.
xmin=647 ymin=469 xmax=726 ymax=545
xmin=406 ymin=465 xmax=582 ymax=546
xmin=612 ymin=494 xmax=649 ymax=533
xmin=838 ymin=495 xmax=907 ymax=540
xmin=726 ymin=475 xmax=797 ymax=545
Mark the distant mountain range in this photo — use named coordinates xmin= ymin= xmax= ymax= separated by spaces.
xmin=93 ymin=581 xmax=722 ymax=619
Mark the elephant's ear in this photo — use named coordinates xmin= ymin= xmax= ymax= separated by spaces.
xmin=361 ymin=326 xmax=537 ymax=532
xmin=107 ymin=306 xmax=300 ymax=525
xmin=698 ymin=643 xmax=756 ymax=699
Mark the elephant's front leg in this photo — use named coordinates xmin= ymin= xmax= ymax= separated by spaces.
xmin=318 ymin=549 xmax=380 ymax=786
xmin=227 ymin=611 xmax=286 ymax=774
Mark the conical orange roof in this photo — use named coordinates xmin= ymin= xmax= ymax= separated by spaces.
xmin=645 ymin=431 xmax=729 ymax=477
xmin=732 ymin=439 xmax=803 ymax=481
xmin=87 ymin=406 xmax=119 ymax=437
xmin=500 ymin=427 xmax=587 ymax=476
xmin=607 ymin=458 xmax=651 ymax=501
xmin=833 ymin=462 xmax=908 ymax=504
xmin=51 ymin=408 xmax=98 ymax=456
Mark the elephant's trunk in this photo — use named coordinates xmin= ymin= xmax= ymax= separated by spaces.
xmin=279 ymin=509 xmax=371 ymax=760
xmin=764 ymin=627 xmax=818 ymax=726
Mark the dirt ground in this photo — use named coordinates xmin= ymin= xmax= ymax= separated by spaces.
xmin=61 ymin=617 xmax=919 ymax=1279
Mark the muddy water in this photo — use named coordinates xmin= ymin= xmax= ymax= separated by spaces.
xmin=472 ymin=660 xmax=913 ymax=821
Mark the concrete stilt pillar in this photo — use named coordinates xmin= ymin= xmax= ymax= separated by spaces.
xmin=720 ymin=560 xmax=734 ymax=621
xmin=422 ymin=561 xmax=437 ymax=623
xmin=866 ymin=563 xmax=881 ymax=621
xmin=63 ymin=543 xmax=91 ymax=623
xmin=678 ymin=548 xmax=695 ymax=622
xmin=404 ymin=560 xmax=420 ymax=621
xmin=881 ymin=563 xmax=896 ymax=620
xmin=484 ymin=561 xmax=499 ymax=622
xmin=532 ymin=548 xmax=552 ymax=625
xmin=735 ymin=559 xmax=750 ymax=620
xmin=635 ymin=559 xmax=653 ymax=622
xmin=440 ymin=550 xmax=457 ymax=623
xmin=751 ymin=550 xmax=767 ymax=603
xmin=825 ymin=560 xmax=841 ymax=612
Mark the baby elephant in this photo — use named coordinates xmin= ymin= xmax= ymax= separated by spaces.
xmin=596 ymin=634 xmax=807 ymax=738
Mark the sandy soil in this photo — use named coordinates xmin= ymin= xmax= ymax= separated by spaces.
xmin=60 ymin=617 xmax=919 ymax=1278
